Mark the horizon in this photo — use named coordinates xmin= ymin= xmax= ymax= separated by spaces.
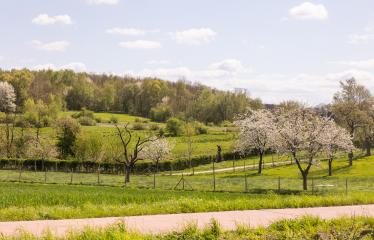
xmin=1 ymin=0 xmax=374 ymax=104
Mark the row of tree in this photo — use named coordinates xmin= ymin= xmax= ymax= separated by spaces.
xmin=0 ymin=69 xmax=260 ymax=123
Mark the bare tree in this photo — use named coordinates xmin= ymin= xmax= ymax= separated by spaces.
xmin=113 ymin=123 xmax=157 ymax=183
xmin=184 ymin=122 xmax=196 ymax=173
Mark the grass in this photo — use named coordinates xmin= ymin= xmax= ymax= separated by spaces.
xmin=3 ymin=216 xmax=374 ymax=239
xmin=0 ymin=155 xmax=373 ymax=221
xmin=4 ymin=154 xmax=373 ymax=193
xmin=0 ymin=182 xmax=372 ymax=221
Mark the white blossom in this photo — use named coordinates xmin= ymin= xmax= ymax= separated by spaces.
xmin=234 ymin=109 xmax=276 ymax=155
xmin=0 ymin=81 xmax=16 ymax=112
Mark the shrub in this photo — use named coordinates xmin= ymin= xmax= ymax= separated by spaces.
xmin=134 ymin=118 xmax=141 ymax=123
xmin=72 ymin=108 xmax=95 ymax=119
xmin=150 ymin=123 xmax=160 ymax=131
xmin=78 ymin=116 xmax=96 ymax=126
xmin=109 ymin=116 xmax=118 ymax=124
xmin=132 ymin=122 xmax=146 ymax=130
xmin=150 ymin=105 xmax=173 ymax=122
xmin=94 ymin=117 xmax=102 ymax=123
xmin=166 ymin=118 xmax=184 ymax=136
xmin=194 ymin=122 xmax=208 ymax=134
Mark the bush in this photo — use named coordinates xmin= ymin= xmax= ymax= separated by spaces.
xmin=134 ymin=118 xmax=141 ymax=123
xmin=78 ymin=116 xmax=96 ymax=126
xmin=150 ymin=123 xmax=160 ymax=131
xmin=196 ymin=125 xmax=208 ymax=134
xmin=166 ymin=118 xmax=184 ymax=136
xmin=150 ymin=105 xmax=173 ymax=122
xmin=94 ymin=117 xmax=102 ymax=123
xmin=132 ymin=122 xmax=146 ymax=130
xmin=109 ymin=116 xmax=118 ymax=124
xmin=72 ymin=108 xmax=95 ymax=119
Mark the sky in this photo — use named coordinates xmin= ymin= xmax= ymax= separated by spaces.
xmin=1 ymin=0 xmax=374 ymax=104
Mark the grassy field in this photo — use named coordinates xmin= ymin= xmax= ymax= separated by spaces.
xmin=0 ymin=155 xmax=373 ymax=221
xmin=4 ymin=154 xmax=373 ymax=193
xmin=38 ymin=111 xmax=238 ymax=159
xmin=0 ymin=182 xmax=372 ymax=221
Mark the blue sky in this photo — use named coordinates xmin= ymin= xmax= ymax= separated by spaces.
xmin=1 ymin=0 xmax=374 ymax=104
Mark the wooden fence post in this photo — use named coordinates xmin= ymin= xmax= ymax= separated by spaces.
xmin=212 ymin=156 xmax=216 ymax=191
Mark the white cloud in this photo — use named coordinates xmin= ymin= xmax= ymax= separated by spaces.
xmin=172 ymin=28 xmax=217 ymax=45
xmin=31 ymin=40 xmax=70 ymax=52
xmin=348 ymin=33 xmax=374 ymax=44
xmin=32 ymin=14 xmax=72 ymax=25
xmin=61 ymin=62 xmax=87 ymax=72
xmin=33 ymin=63 xmax=56 ymax=70
xmin=0 ymin=56 xmax=3 ymax=61
xmin=289 ymin=2 xmax=328 ymax=20
xmin=332 ymin=59 xmax=374 ymax=69
xmin=86 ymin=0 xmax=119 ymax=5
xmin=33 ymin=62 xmax=86 ymax=72
xmin=127 ymin=59 xmax=250 ymax=85
xmin=146 ymin=60 xmax=170 ymax=65
xmin=209 ymin=59 xmax=246 ymax=73
xmin=106 ymin=28 xmax=146 ymax=36
xmin=119 ymin=40 xmax=161 ymax=49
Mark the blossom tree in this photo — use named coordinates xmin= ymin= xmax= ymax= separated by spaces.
xmin=273 ymin=107 xmax=329 ymax=190
xmin=141 ymin=138 xmax=175 ymax=172
xmin=235 ymin=109 xmax=276 ymax=174
xmin=0 ymin=81 xmax=16 ymax=113
xmin=0 ymin=82 xmax=16 ymax=157
xmin=321 ymin=120 xmax=355 ymax=176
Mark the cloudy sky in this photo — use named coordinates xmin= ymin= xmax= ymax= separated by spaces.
xmin=1 ymin=0 xmax=374 ymax=104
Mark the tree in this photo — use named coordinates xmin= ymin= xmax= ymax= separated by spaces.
xmin=321 ymin=121 xmax=355 ymax=176
xmin=184 ymin=122 xmax=196 ymax=172
xmin=29 ymin=137 xmax=58 ymax=171
xmin=0 ymin=81 xmax=17 ymax=158
xmin=166 ymin=118 xmax=184 ymax=136
xmin=235 ymin=109 xmax=276 ymax=174
xmin=273 ymin=107 xmax=329 ymax=190
xmin=331 ymin=78 xmax=372 ymax=166
xmin=113 ymin=123 xmax=157 ymax=183
xmin=55 ymin=117 xmax=81 ymax=159
xmin=141 ymin=138 xmax=174 ymax=172
xmin=74 ymin=134 xmax=106 ymax=183
xmin=0 ymin=81 xmax=16 ymax=113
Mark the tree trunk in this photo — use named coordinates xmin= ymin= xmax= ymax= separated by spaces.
xmin=258 ymin=153 xmax=263 ymax=174
xmin=302 ymin=172 xmax=308 ymax=191
xmin=328 ymin=159 xmax=332 ymax=176
xmin=124 ymin=165 xmax=131 ymax=183
xmin=348 ymin=151 xmax=353 ymax=166
xmin=365 ymin=138 xmax=371 ymax=156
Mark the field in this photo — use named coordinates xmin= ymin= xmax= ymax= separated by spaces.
xmin=0 ymin=154 xmax=373 ymax=221
xmin=39 ymin=111 xmax=237 ymax=159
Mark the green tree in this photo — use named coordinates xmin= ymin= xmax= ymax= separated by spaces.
xmin=331 ymin=78 xmax=372 ymax=165
xmin=55 ymin=117 xmax=81 ymax=159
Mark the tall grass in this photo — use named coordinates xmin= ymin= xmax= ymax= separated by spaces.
xmin=3 ymin=216 xmax=374 ymax=239
xmin=0 ymin=182 xmax=373 ymax=221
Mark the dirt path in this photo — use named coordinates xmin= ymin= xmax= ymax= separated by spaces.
xmin=0 ymin=205 xmax=373 ymax=237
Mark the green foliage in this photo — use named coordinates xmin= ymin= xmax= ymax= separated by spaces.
xmin=132 ymin=122 xmax=146 ymax=130
xmin=55 ymin=117 xmax=81 ymax=159
xmin=150 ymin=105 xmax=173 ymax=122
xmin=0 ymin=69 xmax=254 ymax=124
xmin=166 ymin=118 xmax=184 ymax=136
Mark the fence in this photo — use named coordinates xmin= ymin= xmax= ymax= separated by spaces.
xmin=1 ymin=166 xmax=372 ymax=195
